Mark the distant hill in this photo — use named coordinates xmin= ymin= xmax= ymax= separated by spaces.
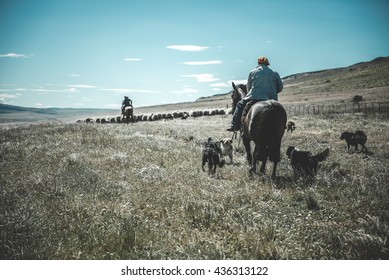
xmin=1 ymin=56 xmax=388 ymax=124
xmin=0 ymin=104 xmax=118 ymax=124
xmin=0 ymin=103 xmax=59 ymax=115
xmin=196 ymin=56 xmax=389 ymax=105
xmin=282 ymin=56 xmax=389 ymax=90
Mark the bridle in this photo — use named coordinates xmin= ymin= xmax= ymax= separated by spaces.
xmin=230 ymin=83 xmax=247 ymax=114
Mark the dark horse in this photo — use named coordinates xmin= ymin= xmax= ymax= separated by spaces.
xmin=123 ymin=106 xmax=134 ymax=124
xmin=231 ymin=82 xmax=287 ymax=179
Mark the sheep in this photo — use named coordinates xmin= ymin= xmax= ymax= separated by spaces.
xmin=164 ymin=114 xmax=174 ymax=121
xmin=217 ymin=109 xmax=226 ymax=115
xmin=181 ymin=112 xmax=189 ymax=119
xmin=340 ymin=131 xmax=368 ymax=152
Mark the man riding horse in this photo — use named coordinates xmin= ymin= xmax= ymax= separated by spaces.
xmin=121 ymin=96 xmax=133 ymax=115
xmin=121 ymin=96 xmax=134 ymax=124
xmin=227 ymin=56 xmax=283 ymax=131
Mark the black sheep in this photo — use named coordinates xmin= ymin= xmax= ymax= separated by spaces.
xmin=340 ymin=131 xmax=368 ymax=152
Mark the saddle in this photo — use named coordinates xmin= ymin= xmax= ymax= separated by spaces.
xmin=241 ymin=99 xmax=262 ymax=124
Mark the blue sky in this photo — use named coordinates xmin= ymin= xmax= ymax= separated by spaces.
xmin=0 ymin=0 xmax=388 ymax=109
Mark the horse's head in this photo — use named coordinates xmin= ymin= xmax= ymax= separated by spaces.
xmin=230 ymin=82 xmax=247 ymax=114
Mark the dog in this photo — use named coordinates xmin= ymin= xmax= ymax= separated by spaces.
xmin=340 ymin=131 xmax=368 ymax=152
xmin=202 ymin=138 xmax=226 ymax=174
xmin=286 ymin=146 xmax=330 ymax=177
xmin=219 ymin=138 xmax=233 ymax=163
xmin=286 ymin=121 xmax=296 ymax=133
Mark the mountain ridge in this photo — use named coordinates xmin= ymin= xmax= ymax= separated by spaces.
xmin=1 ymin=56 xmax=388 ymax=123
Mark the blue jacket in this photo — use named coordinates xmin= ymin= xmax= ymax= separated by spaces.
xmin=244 ymin=64 xmax=283 ymax=101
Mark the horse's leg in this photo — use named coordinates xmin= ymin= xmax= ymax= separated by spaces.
xmin=242 ymin=136 xmax=252 ymax=165
xmin=249 ymin=158 xmax=259 ymax=175
xmin=253 ymin=144 xmax=265 ymax=175
xmin=271 ymin=161 xmax=278 ymax=180
xmin=259 ymin=161 xmax=266 ymax=175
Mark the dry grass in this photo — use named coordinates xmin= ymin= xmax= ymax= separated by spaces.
xmin=1 ymin=112 xmax=388 ymax=260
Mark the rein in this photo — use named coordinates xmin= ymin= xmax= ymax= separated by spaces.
xmin=230 ymin=83 xmax=248 ymax=147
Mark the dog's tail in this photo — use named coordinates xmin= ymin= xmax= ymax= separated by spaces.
xmin=314 ymin=148 xmax=330 ymax=162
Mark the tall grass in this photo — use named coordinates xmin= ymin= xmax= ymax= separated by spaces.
xmin=1 ymin=113 xmax=388 ymax=259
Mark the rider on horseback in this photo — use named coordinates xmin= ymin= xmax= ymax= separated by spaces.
xmin=121 ymin=96 xmax=133 ymax=116
xmin=227 ymin=56 xmax=283 ymax=131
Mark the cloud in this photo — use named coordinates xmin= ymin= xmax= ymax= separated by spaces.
xmin=0 ymin=93 xmax=17 ymax=102
xmin=104 ymin=104 xmax=121 ymax=108
xmin=31 ymin=86 xmax=89 ymax=93
xmin=0 ymin=53 xmax=30 ymax=58
xmin=172 ymin=87 xmax=198 ymax=95
xmin=31 ymin=89 xmax=55 ymax=93
xmin=183 ymin=60 xmax=222 ymax=65
xmin=99 ymin=88 xmax=161 ymax=94
xmin=167 ymin=45 xmax=208 ymax=52
xmin=180 ymin=74 xmax=219 ymax=83
xmin=124 ymin=58 xmax=143 ymax=61
xmin=0 ymin=88 xmax=26 ymax=92
xmin=209 ymin=82 xmax=230 ymax=88
xmin=67 ymin=84 xmax=96 ymax=89
xmin=230 ymin=79 xmax=247 ymax=85
xmin=210 ymin=80 xmax=247 ymax=88
xmin=65 ymin=84 xmax=96 ymax=93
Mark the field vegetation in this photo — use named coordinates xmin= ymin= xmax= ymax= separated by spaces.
xmin=1 ymin=112 xmax=388 ymax=259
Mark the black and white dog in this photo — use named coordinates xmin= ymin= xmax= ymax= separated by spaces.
xmin=286 ymin=146 xmax=329 ymax=177
xmin=202 ymin=138 xmax=226 ymax=174
xmin=286 ymin=121 xmax=296 ymax=133
xmin=219 ymin=138 xmax=233 ymax=163
xmin=340 ymin=131 xmax=368 ymax=152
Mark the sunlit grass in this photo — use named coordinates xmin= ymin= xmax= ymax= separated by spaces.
xmin=1 ymin=113 xmax=388 ymax=259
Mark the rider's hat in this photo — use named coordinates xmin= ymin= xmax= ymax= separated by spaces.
xmin=258 ymin=56 xmax=270 ymax=65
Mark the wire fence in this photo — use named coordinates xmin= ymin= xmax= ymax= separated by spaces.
xmin=284 ymin=102 xmax=389 ymax=116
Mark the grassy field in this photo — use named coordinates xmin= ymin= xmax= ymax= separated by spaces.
xmin=1 ymin=112 xmax=388 ymax=260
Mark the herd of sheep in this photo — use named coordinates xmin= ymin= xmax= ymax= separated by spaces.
xmin=76 ymin=107 xmax=231 ymax=124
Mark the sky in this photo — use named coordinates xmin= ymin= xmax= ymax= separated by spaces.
xmin=0 ymin=0 xmax=388 ymax=109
